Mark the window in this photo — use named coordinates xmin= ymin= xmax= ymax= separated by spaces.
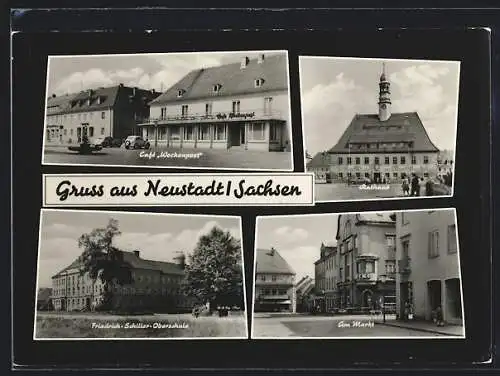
xmin=215 ymin=124 xmax=226 ymax=140
xmin=365 ymin=173 xmax=370 ymax=178
xmin=448 ymin=224 xmax=457 ymax=254
xmin=255 ymin=78 xmax=265 ymax=87
xmin=412 ymin=155 xmax=417 ymax=164
xmin=400 ymin=173 xmax=405 ymax=179
xmin=364 ymin=157 xmax=369 ymax=164
xmin=232 ymin=100 xmax=241 ymax=114
xmin=272 ymin=275 xmax=277 ymax=281
xmin=269 ymin=123 xmax=280 ymax=141
xmin=63 ymin=129 xmax=67 ymax=136
xmin=428 ymin=230 xmax=440 ymax=258
xmin=161 ymin=107 xmax=167 ymax=119
xmin=400 ymin=156 xmax=406 ymax=164
xmin=205 ymin=103 xmax=212 ymax=116
xmin=424 ymin=172 xmax=429 ymax=178
xmin=393 ymin=172 xmax=398 ymax=178
xmin=198 ymin=124 xmax=211 ymax=140
xmin=170 ymin=126 xmax=181 ymax=140
xmin=264 ymin=97 xmax=273 ymax=115
xmin=355 ymin=157 xmax=360 ymax=165
xmin=424 ymin=155 xmax=429 ymax=164
xmin=338 ymin=157 xmax=343 ymax=165
xmin=260 ymin=275 xmax=266 ymax=281
xmin=347 ymin=157 xmax=352 ymax=165
xmin=89 ymin=127 xmax=94 ymax=137
xmin=184 ymin=126 xmax=195 ymax=140
xmin=338 ymin=172 xmax=343 ymax=179
xmin=401 ymin=213 xmax=409 ymax=225
xmin=181 ymin=105 xmax=188 ymax=116
xmin=101 ymin=111 xmax=105 ymax=119
xmin=248 ymin=122 xmax=265 ymax=140
xmin=356 ymin=172 xmax=361 ymax=178
xmin=385 ymin=156 xmax=390 ymax=164
xmin=374 ymin=157 xmax=380 ymax=165
xmin=213 ymin=84 xmax=222 ymax=93
xmin=393 ymin=156 xmax=397 ymax=164
xmin=100 ymin=127 xmax=105 ymax=135
xmin=385 ymin=172 xmax=390 ymax=179
xmin=385 ymin=261 xmax=396 ymax=274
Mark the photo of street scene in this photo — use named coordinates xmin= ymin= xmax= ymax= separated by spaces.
xmin=300 ymin=57 xmax=459 ymax=202
xmin=34 ymin=210 xmax=247 ymax=340
xmin=43 ymin=51 xmax=293 ymax=170
xmin=252 ymin=209 xmax=465 ymax=339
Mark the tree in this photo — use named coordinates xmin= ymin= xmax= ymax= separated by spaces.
xmin=183 ymin=226 xmax=243 ymax=312
xmin=77 ymin=218 xmax=133 ymax=310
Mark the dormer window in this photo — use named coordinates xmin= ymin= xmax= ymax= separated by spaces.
xmin=97 ymin=96 xmax=103 ymax=105
xmin=177 ymin=89 xmax=185 ymax=98
xmin=255 ymin=78 xmax=265 ymax=88
xmin=86 ymin=98 xmax=91 ymax=106
xmin=213 ymin=84 xmax=222 ymax=93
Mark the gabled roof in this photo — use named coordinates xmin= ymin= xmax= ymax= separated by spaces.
xmin=355 ymin=213 xmax=395 ymax=224
xmin=328 ymin=112 xmax=440 ymax=153
xmin=255 ymin=248 xmax=295 ymax=275
xmin=306 ymin=152 xmax=330 ymax=169
xmin=52 ymin=249 xmax=184 ymax=278
xmin=150 ymin=53 xmax=288 ymax=105
xmin=46 ymin=93 xmax=77 ymax=111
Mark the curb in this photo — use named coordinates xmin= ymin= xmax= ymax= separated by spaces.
xmin=377 ymin=321 xmax=463 ymax=336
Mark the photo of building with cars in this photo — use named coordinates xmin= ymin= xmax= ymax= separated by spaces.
xmin=252 ymin=210 xmax=464 ymax=339
xmin=43 ymin=51 xmax=292 ymax=170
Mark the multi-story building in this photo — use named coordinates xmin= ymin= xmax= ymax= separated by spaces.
xmin=139 ymin=53 xmax=291 ymax=152
xmin=395 ymin=210 xmax=463 ymax=325
xmin=335 ymin=213 xmax=397 ymax=310
xmin=254 ymin=248 xmax=296 ymax=312
xmin=313 ymin=243 xmax=338 ymax=311
xmin=295 ymin=275 xmax=315 ymax=312
xmin=311 ymin=65 xmax=440 ymax=183
xmin=45 ymin=84 xmax=160 ymax=144
xmin=50 ymin=249 xmax=192 ymax=313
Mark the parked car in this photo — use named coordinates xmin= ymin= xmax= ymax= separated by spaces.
xmin=101 ymin=136 xmax=123 ymax=148
xmin=124 ymin=135 xmax=150 ymax=149
xmin=67 ymin=137 xmax=103 ymax=154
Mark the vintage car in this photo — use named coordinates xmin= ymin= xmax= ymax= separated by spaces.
xmin=67 ymin=137 xmax=103 ymax=154
xmin=124 ymin=135 xmax=151 ymax=150
xmin=101 ymin=136 xmax=123 ymax=148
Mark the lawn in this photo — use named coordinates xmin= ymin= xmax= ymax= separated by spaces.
xmin=35 ymin=312 xmax=247 ymax=339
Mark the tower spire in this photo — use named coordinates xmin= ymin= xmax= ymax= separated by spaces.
xmin=378 ymin=62 xmax=391 ymax=121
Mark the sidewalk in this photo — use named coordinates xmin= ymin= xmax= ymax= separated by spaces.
xmin=377 ymin=319 xmax=465 ymax=337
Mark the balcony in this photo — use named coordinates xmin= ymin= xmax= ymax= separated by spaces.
xmin=255 ymin=279 xmax=294 ymax=287
xmin=137 ymin=109 xmax=285 ymax=126
xmin=355 ymin=273 xmax=377 ymax=284
xmin=398 ymin=258 xmax=411 ymax=274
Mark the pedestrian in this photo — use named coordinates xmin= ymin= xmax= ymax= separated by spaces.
xmin=410 ymin=174 xmax=419 ymax=196
xmin=425 ymin=177 xmax=434 ymax=196
xmin=418 ymin=177 xmax=425 ymax=196
xmin=435 ymin=305 xmax=445 ymax=327
xmin=402 ymin=176 xmax=410 ymax=196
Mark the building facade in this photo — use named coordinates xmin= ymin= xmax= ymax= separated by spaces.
xmin=50 ymin=250 xmax=193 ymax=313
xmin=335 ymin=213 xmax=397 ymax=310
xmin=139 ymin=53 xmax=291 ymax=152
xmin=254 ymin=248 xmax=296 ymax=312
xmin=45 ymin=84 xmax=160 ymax=144
xmin=310 ymin=65 xmax=440 ymax=184
xmin=313 ymin=243 xmax=338 ymax=312
xmin=295 ymin=275 xmax=315 ymax=313
xmin=395 ymin=210 xmax=463 ymax=325
xmin=307 ymin=152 xmax=331 ymax=183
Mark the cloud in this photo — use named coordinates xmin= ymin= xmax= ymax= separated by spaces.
xmin=274 ymin=226 xmax=309 ymax=243
xmin=301 ymin=72 xmax=373 ymax=155
xmin=278 ymin=245 xmax=318 ymax=281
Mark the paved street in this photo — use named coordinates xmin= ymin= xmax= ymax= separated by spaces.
xmin=252 ymin=314 xmax=461 ymax=338
xmin=315 ymin=183 xmax=406 ymax=201
xmin=43 ymin=145 xmax=292 ymax=170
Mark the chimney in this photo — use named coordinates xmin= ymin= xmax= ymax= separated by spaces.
xmin=133 ymin=87 xmax=137 ymax=96
xmin=240 ymin=56 xmax=250 ymax=69
xmin=51 ymin=93 xmax=56 ymax=98
xmin=174 ymin=252 xmax=186 ymax=270
xmin=133 ymin=250 xmax=140 ymax=258
xmin=151 ymin=89 xmax=156 ymax=94
xmin=257 ymin=54 xmax=265 ymax=64
xmin=119 ymin=83 xmax=124 ymax=88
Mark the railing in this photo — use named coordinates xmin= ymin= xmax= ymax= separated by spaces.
xmin=255 ymin=280 xmax=294 ymax=286
xmin=356 ymin=273 xmax=376 ymax=281
xmin=137 ymin=109 xmax=284 ymax=125
xmin=398 ymin=258 xmax=411 ymax=274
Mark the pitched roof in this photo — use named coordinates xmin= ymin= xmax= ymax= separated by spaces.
xmin=52 ymin=249 xmax=184 ymax=278
xmin=150 ymin=53 xmax=288 ymax=105
xmin=46 ymin=93 xmax=77 ymax=111
xmin=47 ymin=85 xmax=160 ymax=115
xmin=255 ymin=248 xmax=295 ymax=275
xmin=355 ymin=213 xmax=395 ymax=224
xmin=306 ymin=152 xmax=330 ymax=169
xmin=328 ymin=112 xmax=440 ymax=153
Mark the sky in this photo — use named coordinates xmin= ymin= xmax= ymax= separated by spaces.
xmin=46 ymin=50 xmax=285 ymax=96
xmin=37 ymin=210 xmax=241 ymax=288
xmin=255 ymin=214 xmax=339 ymax=282
xmin=300 ymin=57 xmax=460 ymax=155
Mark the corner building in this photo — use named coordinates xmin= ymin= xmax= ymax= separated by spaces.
xmin=395 ymin=210 xmax=463 ymax=325
xmin=254 ymin=248 xmax=296 ymax=312
xmin=316 ymin=65 xmax=440 ymax=183
xmin=140 ymin=53 xmax=291 ymax=152
xmin=50 ymin=249 xmax=193 ymax=313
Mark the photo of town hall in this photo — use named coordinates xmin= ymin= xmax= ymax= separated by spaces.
xmin=42 ymin=51 xmax=293 ymax=170
xmin=252 ymin=209 xmax=464 ymax=339
xmin=34 ymin=210 xmax=247 ymax=339
xmin=301 ymin=57 xmax=459 ymax=202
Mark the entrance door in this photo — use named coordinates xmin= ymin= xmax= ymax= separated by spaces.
xmin=239 ymin=126 xmax=246 ymax=146
xmin=373 ymin=172 xmax=381 ymax=183
xmin=362 ymin=289 xmax=373 ymax=309
xmin=427 ymin=280 xmax=442 ymax=318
